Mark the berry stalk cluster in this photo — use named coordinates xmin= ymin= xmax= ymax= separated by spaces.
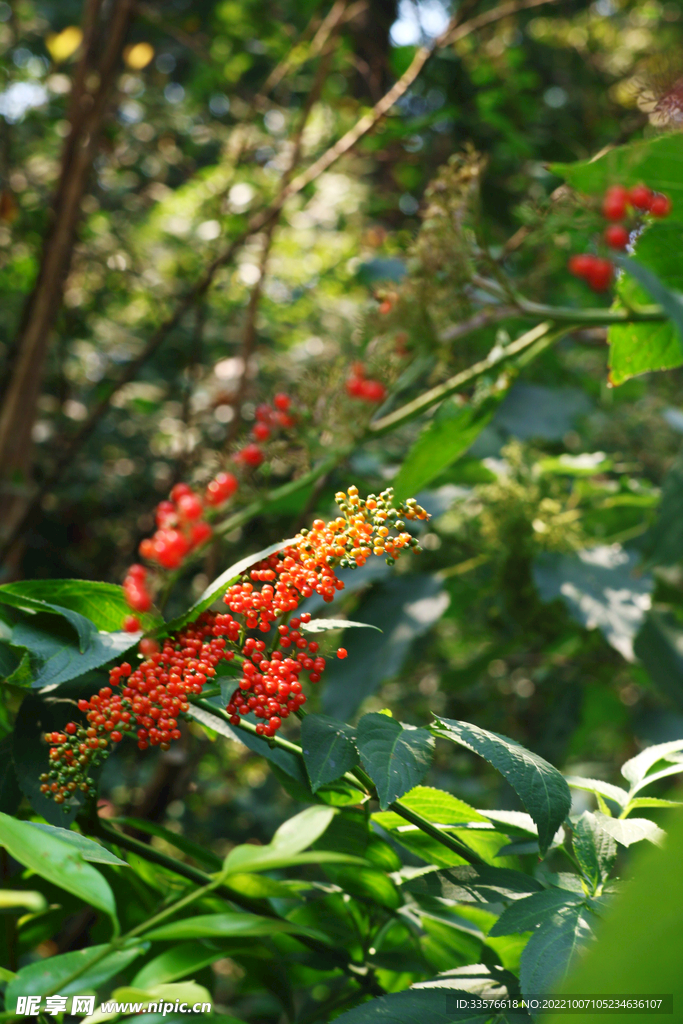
xmin=568 ymin=182 xmax=672 ymax=292
xmin=41 ymin=487 xmax=428 ymax=805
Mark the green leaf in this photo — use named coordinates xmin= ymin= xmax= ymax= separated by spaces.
xmin=519 ymin=905 xmax=595 ymax=997
xmin=402 ymin=864 xmax=544 ymax=903
xmin=432 ymin=718 xmax=571 ymax=856
xmin=0 ymin=735 xmax=21 ymax=815
xmin=0 ymin=811 xmax=117 ymax=920
xmin=323 ymin=864 xmax=402 ymax=910
xmin=0 ymin=890 xmax=47 ymax=912
xmin=625 ymin=796 xmax=682 ymax=811
xmin=392 ymin=387 xmax=506 ymax=503
xmin=5 ymin=944 xmax=146 ymax=1002
xmin=167 ymin=537 xmax=297 ymax=632
xmin=613 ymin=252 xmax=683 ymax=378
xmin=620 ymin=737 xmax=683 ymax=788
xmin=0 ymin=579 xmax=160 ymax=634
xmin=592 ymin=812 xmax=665 ymax=848
xmin=300 ymin=714 xmax=359 ymax=791
xmin=489 ymin=889 xmax=585 ymax=937
xmin=143 ymin=913 xmax=321 ymax=941
xmin=380 ymin=785 xmax=490 ymax=826
xmin=332 ymin=986 xmax=492 ymax=1024
xmin=25 ymin=823 xmax=128 ymax=866
xmin=9 ymin=612 xmax=138 ymax=690
xmin=0 ymin=590 xmax=96 ymax=653
xmin=572 ymin=812 xmax=617 ymax=892
xmin=543 ymin=802 xmax=683 ymax=1024
xmin=565 ymin=776 xmax=628 ymax=808
xmin=300 ymin=618 xmax=382 ymax=633
xmin=356 ymin=713 xmax=434 ymax=810
xmin=132 ymin=942 xmax=234 ymax=989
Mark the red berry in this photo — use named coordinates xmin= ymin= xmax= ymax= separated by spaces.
xmin=359 ymin=379 xmax=387 ymax=403
xmin=190 ymin=521 xmax=212 ymax=548
xmin=124 ymin=583 xmax=152 ymax=612
xmin=238 ymin=443 xmax=264 ymax=467
xmin=205 ymin=471 xmax=238 ymax=506
xmin=155 ymin=500 xmax=176 ymax=529
xmin=629 ymin=184 xmax=653 ymax=211
xmin=170 ymin=483 xmax=192 ymax=502
xmin=604 ymin=224 xmax=629 ymax=250
xmin=65 ymin=722 xmax=77 ymax=734
xmin=650 ymin=193 xmax=672 ymax=218
xmin=337 ymin=648 xmax=348 ymax=659
xmin=111 ymin=731 xmax=123 ymax=743
xmin=602 ymin=185 xmax=629 ymax=221
xmin=127 ymin=564 xmax=147 ymax=581
xmin=378 ymin=300 xmax=392 ymax=314
xmin=140 ymin=637 xmax=160 ymax=658
xmin=252 ymin=422 xmax=270 ymax=441
xmin=273 ymin=393 xmax=291 ymax=411
xmin=587 ymin=257 xmax=613 ymax=292
xmin=255 ymin=404 xmax=272 ymax=423
xmin=346 ymin=377 xmax=365 ymax=397
xmin=123 ymin=615 xmax=141 ymax=633
xmin=177 ymin=492 xmax=203 ymax=521
xmin=568 ymin=253 xmax=595 ymax=279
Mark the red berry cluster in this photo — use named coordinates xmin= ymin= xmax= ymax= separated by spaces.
xmin=42 ymin=486 xmax=428 ymax=805
xmin=39 ymin=613 xmax=230 ymax=803
xmin=236 ymin=393 xmax=295 ymax=468
xmin=346 ymin=363 xmax=387 ymax=403
xmin=137 ymin=482 xmax=214 ymax=572
xmin=568 ymin=183 xmax=672 ymax=292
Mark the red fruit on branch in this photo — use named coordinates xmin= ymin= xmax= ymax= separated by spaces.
xmin=123 ymin=615 xmax=141 ymax=632
xmin=155 ymin=500 xmax=177 ymax=529
xmin=252 ymin=422 xmax=271 ymax=441
xmin=568 ymin=253 xmax=595 ymax=279
xmin=337 ymin=647 xmax=348 ymax=659
xmin=604 ymin=224 xmax=629 ymax=249
xmin=170 ymin=483 xmax=192 ymax=502
xmin=176 ymin=492 xmax=204 ymax=521
xmin=345 ymin=376 xmax=365 ymax=397
xmin=189 ymin=520 xmax=212 ymax=548
xmin=359 ymin=379 xmax=387 ymax=402
xmin=123 ymin=581 xmax=152 ymax=612
xmin=602 ymin=185 xmax=629 ymax=221
xmin=650 ymin=193 xmax=672 ymax=218
xmin=629 ymin=184 xmax=654 ymax=210
xmin=586 ymin=257 xmax=614 ymax=292
xmin=238 ymin=443 xmax=264 ymax=467
xmin=273 ymin=393 xmax=291 ymax=411
xmin=205 ymin=471 xmax=238 ymax=506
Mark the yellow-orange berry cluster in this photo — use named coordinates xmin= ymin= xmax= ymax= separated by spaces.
xmin=41 ymin=486 xmax=428 ymax=806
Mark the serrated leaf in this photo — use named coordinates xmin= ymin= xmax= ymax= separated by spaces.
xmin=432 ymin=718 xmax=571 ymax=857
xmin=0 ymin=811 xmax=116 ymax=920
xmin=572 ymin=812 xmax=617 ymax=893
xmin=300 ymin=618 xmax=382 ymax=633
xmin=5 ymin=944 xmax=146 ymax=1002
xmin=25 ymin=823 xmax=128 ymax=867
xmin=620 ymin=738 xmax=683 ymax=787
xmin=565 ymin=776 xmax=628 ymax=808
xmin=616 ymin=254 xmax=683 ymax=348
xmin=402 ymin=864 xmax=544 ymax=903
xmin=332 ymin=986 xmax=492 ymax=1024
xmin=356 ymin=713 xmax=434 ymax=810
xmin=167 ymin=537 xmax=297 ymax=631
xmin=0 ymin=591 xmax=96 ymax=653
xmin=489 ymin=889 xmax=585 ymax=937
xmin=519 ymin=905 xmax=595 ymax=997
xmin=592 ymin=812 xmax=665 ymax=848
xmin=300 ymin=714 xmax=359 ymax=791
xmin=625 ymin=796 xmax=682 ymax=811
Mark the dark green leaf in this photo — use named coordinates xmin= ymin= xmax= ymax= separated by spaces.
xmin=301 ymin=713 xmax=359 ymax=791
xmin=489 ymin=890 xmax=585 ymax=937
xmin=5 ymin=944 xmax=146 ymax=1001
xmin=519 ymin=906 xmax=595 ymax=997
xmin=633 ymin=610 xmax=683 ymax=712
xmin=356 ymin=713 xmax=434 ymax=810
xmin=572 ymin=812 xmax=617 ymax=892
xmin=403 ymin=864 xmax=544 ymax=904
xmin=0 ymin=811 xmax=116 ymax=920
xmin=323 ymin=864 xmax=401 ymax=910
xmin=0 ymin=735 xmax=21 ymax=815
xmin=333 ymin=986 xmax=492 ymax=1023
xmin=0 ymin=590 xmax=96 ymax=653
xmin=432 ymin=718 xmax=571 ymax=856
xmin=111 ymin=817 xmax=222 ymax=870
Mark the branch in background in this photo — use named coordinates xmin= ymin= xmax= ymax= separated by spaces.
xmin=0 ymin=0 xmax=565 ymax=563
xmin=0 ymin=0 xmax=135 ymax=542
